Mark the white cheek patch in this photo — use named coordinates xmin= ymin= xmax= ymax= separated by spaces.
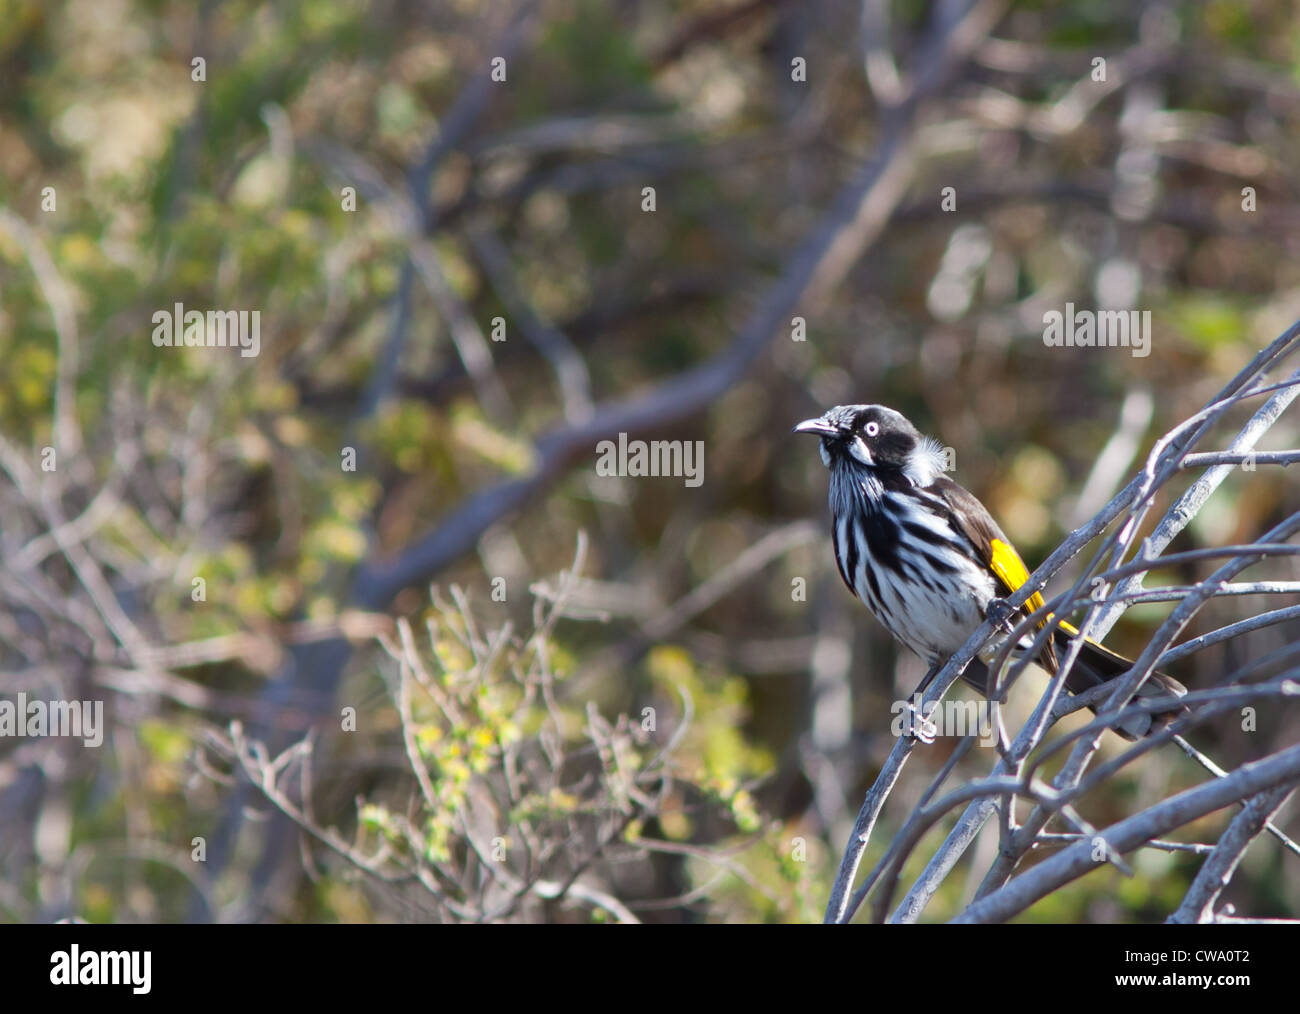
xmin=848 ymin=436 xmax=874 ymax=466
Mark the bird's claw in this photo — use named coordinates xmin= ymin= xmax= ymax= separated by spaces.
xmin=901 ymin=694 xmax=938 ymax=744
xmin=985 ymin=596 xmax=1018 ymax=634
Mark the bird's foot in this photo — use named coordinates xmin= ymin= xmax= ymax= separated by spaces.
xmin=901 ymin=691 xmax=938 ymax=744
xmin=985 ymin=596 xmax=1019 ymax=634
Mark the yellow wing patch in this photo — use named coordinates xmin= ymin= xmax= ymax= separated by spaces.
xmin=989 ymin=538 xmax=1046 ymax=625
xmin=989 ymin=538 xmax=1089 ymax=640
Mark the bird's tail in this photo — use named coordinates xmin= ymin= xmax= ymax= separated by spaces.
xmin=963 ymin=625 xmax=1187 ymax=741
xmin=1051 ymin=627 xmax=1187 ymax=740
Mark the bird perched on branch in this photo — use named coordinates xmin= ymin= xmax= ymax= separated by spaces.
xmin=795 ymin=404 xmax=1186 ymax=739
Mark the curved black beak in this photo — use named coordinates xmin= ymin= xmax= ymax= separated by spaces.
xmin=793 ymin=417 xmax=839 ymax=437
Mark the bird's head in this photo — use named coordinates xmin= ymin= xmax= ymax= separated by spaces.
xmin=794 ymin=404 xmax=945 ymax=485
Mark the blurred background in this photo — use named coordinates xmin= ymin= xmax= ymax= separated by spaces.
xmin=0 ymin=0 xmax=1298 ymax=923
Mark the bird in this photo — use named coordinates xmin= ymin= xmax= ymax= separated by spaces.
xmin=794 ymin=403 xmax=1187 ymax=739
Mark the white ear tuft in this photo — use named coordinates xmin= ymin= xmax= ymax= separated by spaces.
xmin=904 ymin=436 xmax=947 ymax=487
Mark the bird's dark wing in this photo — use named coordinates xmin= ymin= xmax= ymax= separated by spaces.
xmin=927 ymin=476 xmax=1057 ymax=676
xmin=927 ymin=477 xmax=1041 ymax=604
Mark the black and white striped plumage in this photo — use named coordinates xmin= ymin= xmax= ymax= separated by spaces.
xmin=796 ymin=404 xmax=1186 ymax=739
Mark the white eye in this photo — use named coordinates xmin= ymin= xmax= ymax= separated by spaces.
xmin=864 ymin=421 xmax=880 ymax=437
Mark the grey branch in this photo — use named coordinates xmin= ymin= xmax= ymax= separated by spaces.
xmin=1167 ymin=784 xmax=1297 ymax=924
xmin=954 ymin=744 xmax=1300 ymax=923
